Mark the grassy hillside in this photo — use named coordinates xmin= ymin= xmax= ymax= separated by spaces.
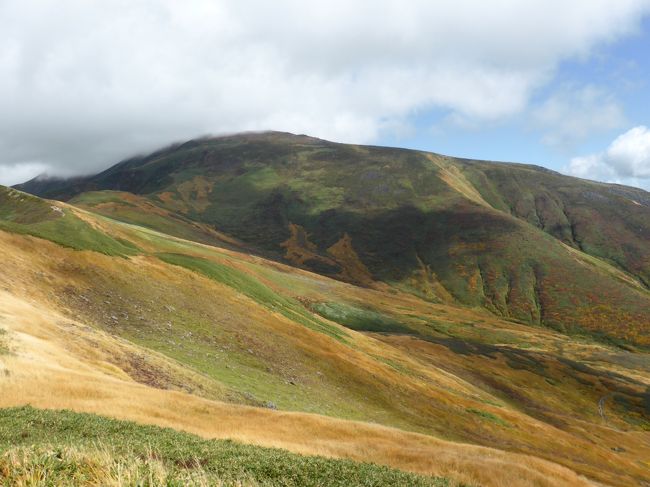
xmin=0 ymin=187 xmax=138 ymax=257
xmin=458 ymin=161 xmax=650 ymax=288
xmin=0 ymin=407 xmax=447 ymax=486
xmin=16 ymin=132 xmax=650 ymax=345
xmin=1 ymin=188 xmax=649 ymax=486
xmin=69 ymin=190 xmax=247 ymax=252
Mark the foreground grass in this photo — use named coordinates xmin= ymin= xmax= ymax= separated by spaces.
xmin=0 ymin=407 xmax=450 ymax=486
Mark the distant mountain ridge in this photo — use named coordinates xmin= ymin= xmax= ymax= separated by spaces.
xmin=16 ymin=131 xmax=650 ymax=345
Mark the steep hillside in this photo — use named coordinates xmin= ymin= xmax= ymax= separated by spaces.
xmin=458 ymin=161 xmax=650 ymax=288
xmin=17 ymin=132 xmax=650 ymax=346
xmin=1 ymin=185 xmax=649 ymax=486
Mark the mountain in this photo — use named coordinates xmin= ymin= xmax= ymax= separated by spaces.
xmin=2 ymin=177 xmax=650 ymax=485
xmin=17 ymin=131 xmax=650 ymax=347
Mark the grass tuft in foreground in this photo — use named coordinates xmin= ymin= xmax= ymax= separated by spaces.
xmin=0 ymin=407 xmax=451 ymax=486
xmin=0 ymin=446 xmax=248 ymax=487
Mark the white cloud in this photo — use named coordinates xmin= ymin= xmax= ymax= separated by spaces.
xmin=0 ymin=162 xmax=50 ymax=187
xmin=533 ymin=85 xmax=626 ymax=149
xmin=566 ymin=126 xmax=650 ymax=189
xmin=1 ymin=0 xmax=650 ymax=184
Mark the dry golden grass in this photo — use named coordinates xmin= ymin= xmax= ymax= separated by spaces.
xmin=425 ymin=154 xmax=489 ymax=208
xmin=326 ymin=232 xmax=374 ymax=285
xmin=1 ymin=225 xmax=648 ymax=486
xmin=0 ymin=270 xmax=589 ymax=487
xmin=281 ymin=222 xmax=338 ymax=268
xmin=0 ymin=446 xmax=235 ymax=487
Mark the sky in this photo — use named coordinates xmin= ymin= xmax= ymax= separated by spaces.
xmin=1 ymin=0 xmax=650 ymax=190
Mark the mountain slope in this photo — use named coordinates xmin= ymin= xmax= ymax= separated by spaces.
xmin=458 ymin=160 xmax=650 ymax=288
xmin=1 ymin=185 xmax=649 ymax=486
xmin=17 ymin=132 xmax=650 ymax=346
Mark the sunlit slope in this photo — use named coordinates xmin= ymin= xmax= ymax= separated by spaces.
xmin=17 ymin=133 xmax=650 ymax=345
xmin=1 ymin=187 xmax=649 ymax=485
xmin=0 ymin=186 xmax=137 ymax=256
xmin=0 ymin=237 xmax=589 ymax=487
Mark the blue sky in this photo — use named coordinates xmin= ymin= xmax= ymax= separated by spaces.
xmin=1 ymin=1 xmax=650 ymax=189
xmin=380 ymin=15 xmax=650 ymax=187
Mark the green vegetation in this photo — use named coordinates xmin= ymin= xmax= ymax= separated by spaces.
xmin=156 ymin=253 xmax=348 ymax=342
xmin=69 ymin=191 xmax=134 ymax=207
xmin=460 ymin=161 xmax=650 ymax=288
xmin=311 ymin=302 xmax=412 ymax=333
xmin=0 ymin=407 xmax=448 ymax=486
xmin=0 ymin=187 xmax=139 ymax=257
xmin=0 ymin=212 xmax=139 ymax=257
xmin=5 ymin=162 xmax=650 ymax=486
xmin=70 ymin=190 xmax=241 ymax=250
xmin=465 ymin=408 xmax=509 ymax=427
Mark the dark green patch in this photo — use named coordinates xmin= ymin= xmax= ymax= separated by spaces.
xmin=311 ymin=302 xmax=412 ymax=334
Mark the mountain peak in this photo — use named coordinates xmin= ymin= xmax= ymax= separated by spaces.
xmin=14 ymin=134 xmax=650 ymax=347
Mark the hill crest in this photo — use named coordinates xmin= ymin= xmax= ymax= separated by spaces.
xmin=14 ymin=132 xmax=650 ymax=346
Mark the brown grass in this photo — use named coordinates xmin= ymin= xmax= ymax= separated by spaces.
xmin=0 ymin=266 xmax=589 ymax=487
xmin=326 ymin=233 xmax=374 ymax=285
xmin=2 ymin=225 xmax=648 ymax=485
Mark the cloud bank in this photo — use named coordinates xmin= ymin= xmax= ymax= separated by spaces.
xmin=1 ymin=0 xmax=649 ymax=184
xmin=566 ymin=126 xmax=650 ymax=189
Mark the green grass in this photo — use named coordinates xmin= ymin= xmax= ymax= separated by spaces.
xmin=465 ymin=408 xmax=509 ymax=427
xmin=70 ymin=190 xmax=242 ymax=250
xmin=69 ymin=191 xmax=137 ymax=207
xmin=0 ymin=407 xmax=449 ymax=486
xmin=310 ymin=302 xmax=412 ymax=334
xmin=0 ymin=187 xmax=139 ymax=257
xmin=12 ymin=133 xmax=650 ymax=346
xmin=156 ymin=253 xmax=348 ymax=342
xmin=0 ymin=213 xmax=140 ymax=257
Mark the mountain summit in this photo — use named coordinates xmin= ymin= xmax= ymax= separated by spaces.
xmin=17 ymin=131 xmax=650 ymax=346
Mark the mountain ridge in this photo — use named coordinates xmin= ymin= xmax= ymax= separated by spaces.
xmin=14 ymin=132 xmax=650 ymax=346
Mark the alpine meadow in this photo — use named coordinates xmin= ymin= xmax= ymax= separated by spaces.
xmin=2 ymin=2 xmax=650 ymax=486
xmin=0 ymin=132 xmax=647 ymax=486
